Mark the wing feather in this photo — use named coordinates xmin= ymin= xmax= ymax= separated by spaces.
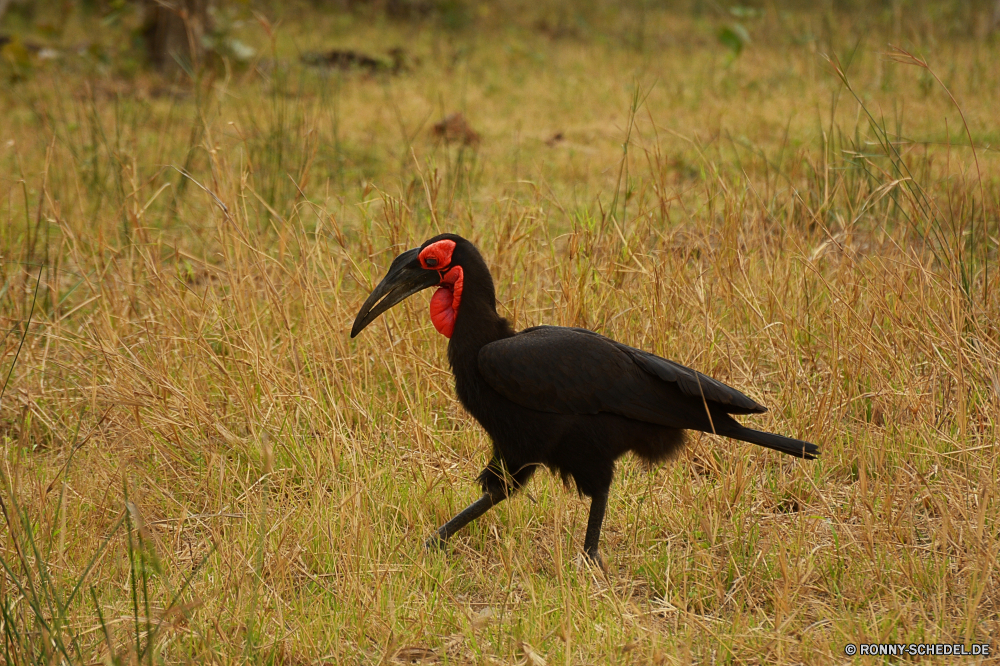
xmin=623 ymin=347 xmax=766 ymax=414
xmin=477 ymin=326 xmax=765 ymax=423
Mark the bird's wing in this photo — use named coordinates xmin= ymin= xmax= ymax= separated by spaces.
xmin=614 ymin=342 xmax=766 ymax=415
xmin=560 ymin=327 xmax=765 ymax=414
xmin=478 ymin=326 xmax=765 ymax=425
xmin=478 ymin=326 xmax=627 ymax=415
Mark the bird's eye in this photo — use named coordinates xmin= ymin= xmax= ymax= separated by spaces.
xmin=418 ymin=239 xmax=456 ymax=270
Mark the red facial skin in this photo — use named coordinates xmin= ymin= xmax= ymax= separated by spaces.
xmin=419 ymin=240 xmax=464 ymax=338
xmin=418 ymin=239 xmax=455 ymax=271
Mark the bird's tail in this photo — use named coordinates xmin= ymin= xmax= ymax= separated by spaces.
xmin=723 ymin=426 xmax=819 ymax=459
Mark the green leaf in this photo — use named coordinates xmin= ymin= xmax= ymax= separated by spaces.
xmin=717 ymin=22 xmax=750 ymax=59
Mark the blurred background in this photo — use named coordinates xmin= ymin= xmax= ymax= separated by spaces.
xmin=1 ymin=0 xmax=998 ymax=83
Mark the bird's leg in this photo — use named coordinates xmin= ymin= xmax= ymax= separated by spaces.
xmin=424 ymin=489 xmax=505 ymax=551
xmin=582 ymin=491 xmax=609 ymax=569
xmin=425 ymin=460 xmax=534 ymax=553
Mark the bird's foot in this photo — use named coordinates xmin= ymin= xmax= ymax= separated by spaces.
xmin=424 ymin=532 xmax=447 ymax=552
xmin=583 ymin=547 xmax=606 ymax=572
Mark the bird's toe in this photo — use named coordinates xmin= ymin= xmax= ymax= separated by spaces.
xmin=584 ymin=547 xmax=606 ymax=572
xmin=424 ymin=533 xmax=446 ymax=552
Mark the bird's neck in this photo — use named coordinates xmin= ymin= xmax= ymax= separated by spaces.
xmin=446 ymin=300 xmax=513 ymax=424
xmin=440 ymin=264 xmax=515 ymax=431
xmin=446 ymin=285 xmax=513 ymax=375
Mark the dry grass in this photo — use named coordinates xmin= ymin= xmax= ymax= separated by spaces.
xmin=1 ymin=4 xmax=999 ymax=664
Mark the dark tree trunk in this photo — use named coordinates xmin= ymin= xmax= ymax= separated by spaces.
xmin=141 ymin=0 xmax=212 ymax=72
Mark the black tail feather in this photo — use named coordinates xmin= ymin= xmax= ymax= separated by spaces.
xmin=724 ymin=426 xmax=819 ymax=459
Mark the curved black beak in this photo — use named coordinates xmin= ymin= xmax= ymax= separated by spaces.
xmin=351 ymin=248 xmax=440 ymax=338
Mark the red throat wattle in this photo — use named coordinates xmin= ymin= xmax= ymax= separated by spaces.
xmin=429 ymin=266 xmax=463 ymax=338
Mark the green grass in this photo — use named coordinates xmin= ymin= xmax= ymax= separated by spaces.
xmin=1 ymin=2 xmax=998 ymax=664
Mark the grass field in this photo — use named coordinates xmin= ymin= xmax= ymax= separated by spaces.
xmin=1 ymin=2 xmax=999 ymax=663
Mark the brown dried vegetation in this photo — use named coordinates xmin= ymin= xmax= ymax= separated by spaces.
xmin=0 ymin=4 xmax=998 ymax=664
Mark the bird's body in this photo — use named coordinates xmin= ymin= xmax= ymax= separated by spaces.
xmin=451 ymin=321 xmax=688 ymax=500
xmin=352 ymin=234 xmax=818 ymax=565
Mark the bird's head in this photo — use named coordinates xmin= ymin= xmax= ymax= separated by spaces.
xmin=351 ymin=233 xmax=483 ymax=339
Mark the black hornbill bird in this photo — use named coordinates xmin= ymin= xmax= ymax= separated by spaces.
xmin=351 ymin=234 xmax=818 ymax=566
